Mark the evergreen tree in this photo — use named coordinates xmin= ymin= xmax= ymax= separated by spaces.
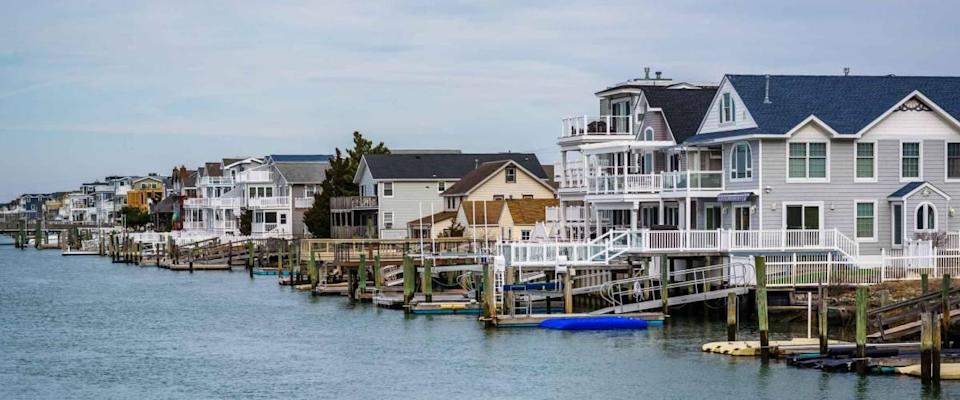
xmin=304 ymin=132 xmax=388 ymax=237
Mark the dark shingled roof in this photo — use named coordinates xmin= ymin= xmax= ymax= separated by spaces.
xmin=726 ymin=75 xmax=960 ymax=136
xmin=889 ymin=182 xmax=925 ymax=199
xmin=441 ymin=160 xmax=512 ymax=196
xmin=273 ymin=162 xmax=327 ymax=184
xmin=363 ymin=153 xmax=547 ymax=180
xmin=643 ymin=87 xmax=718 ymax=143
xmin=407 ymin=211 xmax=458 ymax=226
xmin=204 ymin=162 xmax=223 ymax=177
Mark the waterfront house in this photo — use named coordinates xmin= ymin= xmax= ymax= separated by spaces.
xmin=332 ymin=151 xmax=549 ymax=239
xmin=127 ymin=175 xmax=165 ymax=212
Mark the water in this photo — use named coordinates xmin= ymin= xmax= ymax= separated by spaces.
xmin=1 ymin=241 xmax=956 ymax=399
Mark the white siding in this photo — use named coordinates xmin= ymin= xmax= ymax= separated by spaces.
xmin=699 ymin=79 xmax=758 ymax=134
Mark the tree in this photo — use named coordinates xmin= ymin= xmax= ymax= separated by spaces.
xmin=304 ymin=131 xmax=389 ymax=237
xmin=120 ymin=206 xmax=150 ymax=229
xmin=239 ymin=209 xmax=252 ymax=236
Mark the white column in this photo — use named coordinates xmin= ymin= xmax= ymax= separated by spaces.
xmin=630 ymin=205 xmax=638 ymax=231
xmin=560 ymin=151 xmax=568 ymax=189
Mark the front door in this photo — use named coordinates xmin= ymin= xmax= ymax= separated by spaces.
xmin=785 ymin=204 xmax=821 ymax=246
xmin=734 ymin=206 xmax=751 ymax=246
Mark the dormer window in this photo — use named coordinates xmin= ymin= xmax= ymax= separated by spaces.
xmin=720 ymin=93 xmax=736 ymax=124
xmin=505 ymin=167 xmax=516 ymax=183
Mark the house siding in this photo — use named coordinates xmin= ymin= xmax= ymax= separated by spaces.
xmin=722 ymin=139 xmax=760 ymax=192
xmin=699 ymin=79 xmax=758 ymax=134
xmin=378 ymin=181 xmax=446 ymax=238
xmin=464 ymin=168 xmax=554 ymax=201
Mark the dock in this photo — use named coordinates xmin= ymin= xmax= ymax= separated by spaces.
xmin=489 ymin=312 xmax=665 ymax=328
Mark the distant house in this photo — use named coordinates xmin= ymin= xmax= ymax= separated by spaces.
xmin=455 ymin=198 xmax=560 ymax=241
xmin=332 ymin=151 xmax=548 ymax=239
xmin=127 ymin=176 xmax=165 ymax=212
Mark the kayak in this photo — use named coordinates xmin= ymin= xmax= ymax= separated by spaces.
xmin=539 ymin=317 xmax=651 ymax=330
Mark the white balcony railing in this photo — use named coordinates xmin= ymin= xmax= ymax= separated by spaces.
xmin=199 ymin=176 xmax=235 ymax=186
xmin=184 ymin=197 xmax=243 ymax=209
xmin=182 ymin=221 xmax=205 ymax=230
xmin=561 ymin=115 xmax=633 ymax=137
xmin=294 ymin=197 xmax=315 ymax=209
xmin=587 ymin=171 xmax=662 ymax=195
xmin=556 ymin=159 xmax=587 ymax=190
xmin=661 ymin=170 xmax=724 ymax=192
xmin=236 ymin=170 xmax=273 ymax=183
xmin=546 ymin=206 xmax=586 ymax=223
xmin=247 ymin=196 xmax=290 ymax=208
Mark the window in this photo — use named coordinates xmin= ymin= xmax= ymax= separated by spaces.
xmin=916 ymin=202 xmax=936 ymax=231
xmin=787 ymin=142 xmax=828 ymax=180
xmin=522 ymin=194 xmax=534 ymax=199
xmin=705 ymin=205 xmax=721 ymax=230
xmin=669 ymin=154 xmax=681 ymax=172
xmin=493 ymin=195 xmax=505 ymax=201
xmin=901 ymin=142 xmax=921 ymax=180
xmin=254 ymin=212 xmax=264 ymax=223
xmin=643 ymin=127 xmax=655 ymax=141
xmin=664 ymin=206 xmax=679 ymax=226
xmin=855 ymin=201 xmax=876 ymax=241
xmin=611 ymin=101 xmax=629 ymax=132
xmin=720 ymin=93 xmax=736 ymax=123
xmin=445 ymin=197 xmax=458 ymax=210
xmin=280 ymin=213 xmax=287 ymax=224
xmin=265 ymin=187 xmax=273 ymax=197
xmin=305 ymin=185 xmax=317 ymax=197
xmin=265 ymin=212 xmax=277 ymax=224
xmin=383 ymin=212 xmax=394 ymax=229
xmin=438 ymin=182 xmax=445 ymax=193
xmin=855 ymin=142 xmax=876 ymax=181
xmin=948 ymin=143 xmax=960 ymax=180
xmin=249 ymin=187 xmax=256 ymax=198
xmin=892 ymin=204 xmax=903 ymax=246
xmin=730 ymin=142 xmax=752 ymax=180
xmin=521 ymin=230 xmax=531 ymax=241
xmin=785 ymin=204 xmax=820 ymax=230
xmin=383 ymin=182 xmax=394 ymax=197
xmin=505 ymin=167 xmax=516 ymax=183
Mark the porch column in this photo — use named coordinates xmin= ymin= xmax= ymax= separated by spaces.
xmin=630 ymin=203 xmax=638 ymax=231
xmin=559 ymin=199 xmax=567 ymax=240
xmin=685 ymin=196 xmax=692 ymax=230
xmin=559 ymin=151 xmax=568 ymax=189
xmin=595 ymin=207 xmax=601 ymax=236
xmin=658 ymin=198 xmax=664 ymax=226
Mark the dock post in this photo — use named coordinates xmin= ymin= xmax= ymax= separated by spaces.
xmin=137 ymin=242 xmax=143 ymax=265
xmin=754 ymin=255 xmax=769 ymax=360
xmin=933 ymin=310 xmax=942 ymax=386
xmin=189 ymin=248 xmax=195 ymax=273
xmin=403 ymin=256 xmax=415 ymax=312
xmin=563 ymin=268 xmax=573 ymax=314
xmin=726 ymin=292 xmax=737 ymax=341
xmin=819 ymin=282 xmax=828 ymax=355
xmin=660 ymin=256 xmax=669 ymax=314
xmin=423 ymin=258 xmax=433 ymax=303
xmin=922 ymin=273 xmax=929 ymax=295
xmin=373 ymin=255 xmax=383 ymax=290
xmin=278 ymin=240 xmax=285 ymax=282
xmin=358 ymin=254 xmax=367 ymax=298
xmin=34 ymin=220 xmax=41 ymax=249
xmin=943 ymin=274 xmax=952 ymax=348
xmin=855 ymin=286 xmax=868 ymax=374
xmin=482 ymin=262 xmax=497 ymax=321
xmin=99 ymin=233 xmax=104 ymax=256
xmin=308 ymin=249 xmax=318 ymax=288
xmin=503 ymin=265 xmax=514 ymax=315
xmin=921 ymin=307 xmax=933 ymax=385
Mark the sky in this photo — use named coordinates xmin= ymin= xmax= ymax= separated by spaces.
xmin=1 ymin=0 xmax=959 ymax=200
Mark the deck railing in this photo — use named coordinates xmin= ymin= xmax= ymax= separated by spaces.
xmin=199 ymin=176 xmax=235 ymax=186
xmin=561 ymin=115 xmax=632 ymax=137
xmin=236 ymin=170 xmax=273 ymax=183
xmin=661 ymin=170 xmax=724 ymax=192
xmin=330 ymin=196 xmax=378 ymax=210
xmin=587 ymin=170 xmax=662 ymax=195
xmin=247 ymin=197 xmax=290 ymax=208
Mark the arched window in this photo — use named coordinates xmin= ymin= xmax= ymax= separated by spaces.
xmin=643 ymin=127 xmax=655 ymax=141
xmin=730 ymin=142 xmax=752 ymax=180
xmin=916 ymin=202 xmax=937 ymax=231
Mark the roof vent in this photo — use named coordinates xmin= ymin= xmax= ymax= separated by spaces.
xmin=843 ymin=67 xmax=850 ymax=77
xmin=644 ymin=67 xmax=650 ymax=80
xmin=763 ymin=75 xmax=772 ymax=104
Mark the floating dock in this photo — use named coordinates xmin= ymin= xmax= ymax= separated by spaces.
xmin=490 ymin=312 xmax=665 ymax=328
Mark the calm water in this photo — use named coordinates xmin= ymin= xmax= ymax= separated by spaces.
xmin=1 ymin=239 xmax=956 ymax=399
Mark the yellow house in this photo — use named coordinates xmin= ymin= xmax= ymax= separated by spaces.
xmin=127 ymin=176 xmax=165 ymax=212
xmin=456 ymin=198 xmax=559 ymax=241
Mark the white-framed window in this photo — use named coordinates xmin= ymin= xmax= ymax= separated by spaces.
xmin=280 ymin=213 xmax=287 ymax=225
xmin=382 ymin=182 xmax=394 ymax=197
xmin=611 ymin=100 xmax=630 ymax=132
xmin=892 ymin=203 xmax=904 ymax=246
xmin=664 ymin=206 xmax=679 ymax=226
xmin=854 ymin=142 xmax=876 ymax=182
xmin=854 ymin=200 xmax=877 ymax=241
xmin=493 ymin=194 xmax=505 ymax=201
xmin=729 ymin=142 xmax=752 ymax=181
xmin=947 ymin=142 xmax=960 ymax=181
xmin=916 ymin=202 xmax=936 ymax=231
xmin=787 ymin=142 xmax=828 ymax=181
xmin=900 ymin=141 xmax=922 ymax=181
xmin=438 ymin=181 xmax=445 ymax=193
xmin=522 ymin=194 xmax=534 ymax=199
xmin=643 ymin=127 xmax=655 ymax=141
xmin=720 ymin=92 xmax=736 ymax=124
xmin=521 ymin=230 xmax=531 ymax=241
xmin=383 ymin=211 xmax=394 ymax=229
xmin=505 ymin=167 xmax=516 ymax=183
xmin=305 ymin=185 xmax=318 ymax=197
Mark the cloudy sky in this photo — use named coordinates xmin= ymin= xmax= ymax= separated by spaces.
xmin=1 ymin=1 xmax=958 ymax=200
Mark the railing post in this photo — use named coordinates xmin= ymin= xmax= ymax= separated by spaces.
xmin=880 ymin=248 xmax=886 ymax=283
xmin=826 ymin=252 xmax=833 ymax=285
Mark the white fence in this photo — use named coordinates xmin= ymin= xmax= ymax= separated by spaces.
xmin=766 ymin=249 xmax=960 ymax=287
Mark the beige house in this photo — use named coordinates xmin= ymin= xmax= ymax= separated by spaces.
xmin=456 ymin=198 xmax=560 ymax=241
xmin=441 ymin=159 xmax=556 ymax=208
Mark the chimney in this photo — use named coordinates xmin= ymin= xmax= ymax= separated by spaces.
xmin=655 ymin=71 xmax=662 ymax=80
xmin=843 ymin=67 xmax=850 ymax=76
xmin=644 ymin=67 xmax=650 ymax=80
xmin=763 ymin=75 xmax=772 ymax=104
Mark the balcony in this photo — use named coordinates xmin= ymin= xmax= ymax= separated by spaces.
xmin=546 ymin=205 xmax=586 ymax=223
xmin=294 ymin=197 xmax=315 ymax=209
xmin=561 ymin=115 xmax=633 ymax=138
xmin=247 ymin=196 xmax=290 ymax=209
xmin=183 ymin=221 xmax=205 ymax=230
xmin=330 ymin=196 xmax=378 ymax=211
xmin=587 ymin=170 xmax=662 ymax=195
xmin=184 ymin=197 xmax=243 ymax=209
xmin=661 ymin=170 xmax=724 ymax=194
xmin=556 ymin=160 xmax=587 ymax=191
xmin=236 ymin=170 xmax=273 ymax=183
xmin=199 ymin=176 xmax=235 ymax=186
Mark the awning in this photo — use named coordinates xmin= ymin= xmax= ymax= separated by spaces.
xmin=717 ymin=192 xmax=753 ymax=203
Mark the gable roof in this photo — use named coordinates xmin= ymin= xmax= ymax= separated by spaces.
xmin=504 ymin=198 xmax=559 ymax=225
xmin=888 ymin=181 xmax=951 ymax=200
xmin=407 ymin=211 xmax=458 ymax=227
xmin=724 ymin=74 xmax=960 ymax=137
xmin=460 ymin=200 xmax=505 ymax=225
xmin=272 ymin=162 xmax=328 ymax=184
xmin=440 ymin=160 xmax=554 ymax=197
xmin=642 ymin=87 xmax=718 ymax=143
xmin=361 ymin=153 xmax=547 ymax=181
xmin=267 ymin=154 xmax=332 ymax=163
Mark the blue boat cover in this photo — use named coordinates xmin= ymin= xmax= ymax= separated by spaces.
xmin=539 ymin=317 xmax=650 ymax=330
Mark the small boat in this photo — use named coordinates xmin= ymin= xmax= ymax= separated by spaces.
xmin=539 ymin=317 xmax=652 ymax=330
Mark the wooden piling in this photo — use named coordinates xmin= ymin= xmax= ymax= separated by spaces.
xmin=755 ymin=255 xmax=769 ymax=360
xmin=943 ymin=274 xmax=952 ymax=348
xmin=818 ymin=282 xmax=828 ymax=355
xmin=726 ymin=292 xmax=737 ymax=341
xmin=189 ymin=248 xmax=195 ymax=273
xmin=246 ymin=242 xmax=254 ymax=270
xmin=373 ymin=255 xmax=383 ymax=289
xmin=358 ymin=254 xmax=367 ymax=296
xmin=921 ymin=306 xmax=933 ymax=385
xmin=503 ymin=265 xmax=515 ymax=315
xmin=402 ymin=256 xmax=415 ymax=312
xmin=482 ymin=262 xmax=496 ymax=320
xmin=922 ymin=273 xmax=929 ymax=295
xmin=34 ymin=220 xmax=41 ymax=249
xmin=934 ymin=310 xmax=942 ymax=386
xmin=660 ymin=256 xmax=669 ymax=314
xmin=308 ymin=249 xmax=318 ymax=288
xmin=563 ymin=268 xmax=573 ymax=314
xmin=423 ymin=258 xmax=434 ymax=303
xmin=855 ymin=286 xmax=868 ymax=374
